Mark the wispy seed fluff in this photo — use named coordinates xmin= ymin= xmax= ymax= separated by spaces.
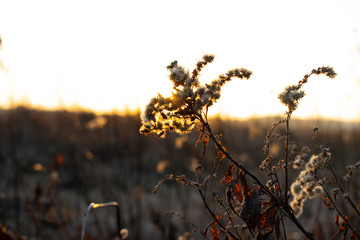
xmin=139 ymin=55 xmax=252 ymax=137
xmin=292 ymin=146 xmax=311 ymax=169
xmin=290 ymin=154 xmax=327 ymax=217
xmin=279 ymin=66 xmax=336 ymax=115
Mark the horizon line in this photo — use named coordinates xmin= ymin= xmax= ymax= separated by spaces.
xmin=1 ymin=102 xmax=359 ymax=124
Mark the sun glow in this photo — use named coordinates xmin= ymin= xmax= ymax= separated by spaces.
xmin=0 ymin=0 xmax=360 ymax=121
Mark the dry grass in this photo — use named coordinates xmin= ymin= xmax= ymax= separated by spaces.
xmin=0 ymin=106 xmax=359 ymax=239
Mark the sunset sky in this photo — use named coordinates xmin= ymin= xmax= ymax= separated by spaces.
xmin=0 ymin=0 xmax=360 ymax=121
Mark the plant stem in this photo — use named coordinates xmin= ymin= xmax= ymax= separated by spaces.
xmin=328 ymin=165 xmax=360 ymax=217
xmin=198 ymin=189 xmax=240 ymax=240
xmin=320 ymin=186 xmax=360 ymax=238
xmin=198 ymin=115 xmax=315 ymax=240
xmin=281 ymin=216 xmax=287 ymax=240
xmin=81 ymin=202 xmax=121 ymax=240
xmin=212 ymin=191 xmax=242 ymax=239
xmin=284 ymin=114 xmax=290 ymax=203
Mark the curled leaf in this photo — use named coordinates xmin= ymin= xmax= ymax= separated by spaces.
xmin=334 ymin=214 xmax=339 ymax=227
xmin=225 ymin=164 xmax=234 ymax=186
xmin=240 ymin=189 xmax=262 ymax=234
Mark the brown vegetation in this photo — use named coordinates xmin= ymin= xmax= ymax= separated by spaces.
xmin=0 ymin=106 xmax=359 ymax=239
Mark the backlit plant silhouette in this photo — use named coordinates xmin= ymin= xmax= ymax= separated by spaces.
xmin=139 ymin=54 xmax=252 ymax=138
xmin=140 ymin=55 xmax=359 ymax=239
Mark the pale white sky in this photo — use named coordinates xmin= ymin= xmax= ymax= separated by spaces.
xmin=0 ymin=0 xmax=360 ymax=120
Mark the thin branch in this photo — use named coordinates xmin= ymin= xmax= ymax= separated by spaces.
xmin=198 ymin=189 xmax=240 ymax=240
xmin=284 ymin=114 xmax=290 ymax=203
xmin=281 ymin=214 xmax=287 ymax=240
xmin=319 ymin=185 xmax=360 ymax=238
xmin=198 ymin=114 xmax=315 ymax=240
xmin=211 ymin=191 xmax=242 ymax=240
xmin=81 ymin=202 xmax=122 ymax=240
xmin=327 ymin=166 xmax=360 ymax=217
xmin=314 ymin=129 xmax=360 ymax=217
xmin=164 ymin=211 xmax=205 ymax=236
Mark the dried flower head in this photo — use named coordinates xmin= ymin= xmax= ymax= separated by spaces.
xmin=279 ymin=66 xmax=337 ymax=115
xmin=289 ymin=152 xmax=329 ymax=217
xmin=140 ymin=55 xmax=252 ymax=137
xmin=343 ymin=160 xmax=360 ymax=181
xmin=293 ymin=155 xmax=305 ymax=169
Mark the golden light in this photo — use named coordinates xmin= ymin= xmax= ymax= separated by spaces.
xmin=0 ymin=1 xmax=359 ymax=121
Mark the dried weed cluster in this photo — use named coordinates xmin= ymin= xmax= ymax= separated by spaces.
xmin=140 ymin=55 xmax=359 ymax=240
xmin=140 ymin=55 xmax=252 ymax=137
xmin=278 ymin=66 xmax=336 ymax=115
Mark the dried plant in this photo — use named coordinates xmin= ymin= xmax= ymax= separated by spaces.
xmin=81 ymin=202 xmax=125 ymax=240
xmin=140 ymin=54 xmax=359 ymax=239
xmin=139 ymin=54 xmax=252 ymax=137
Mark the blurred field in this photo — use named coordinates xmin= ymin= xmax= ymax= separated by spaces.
xmin=0 ymin=107 xmax=359 ymax=239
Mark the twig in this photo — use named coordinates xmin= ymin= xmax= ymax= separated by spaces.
xmin=314 ymin=129 xmax=360 ymax=217
xmin=198 ymin=189 xmax=240 ymax=240
xmin=198 ymin=114 xmax=315 ymax=240
xmin=80 ymin=202 xmax=122 ymax=240
xmin=211 ymin=191 xmax=242 ymax=239
xmin=328 ymin=165 xmax=360 ymax=217
xmin=319 ymin=185 xmax=360 ymax=238
xmin=284 ymin=114 xmax=290 ymax=204
xmin=281 ymin=214 xmax=287 ymax=240
xmin=164 ymin=211 xmax=204 ymax=236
